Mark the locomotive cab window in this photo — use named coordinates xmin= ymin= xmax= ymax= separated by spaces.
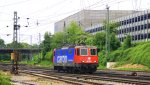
xmin=90 ymin=49 xmax=97 ymax=55
xmin=77 ymin=48 xmax=80 ymax=56
xmin=68 ymin=49 xmax=73 ymax=55
xmin=62 ymin=50 xmax=66 ymax=55
xmin=80 ymin=48 xmax=88 ymax=56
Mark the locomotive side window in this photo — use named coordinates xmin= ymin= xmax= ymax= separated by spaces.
xmin=68 ymin=49 xmax=72 ymax=55
xmin=77 ymin=49 xmax=80 ymax=56
xmin=56 ymin=50 xmax=60 ymax=56
xmin=90 ymin=49 xmax=97 ymax=55
xmin=80 ymin=48 xmax=88 ymax=56
xmin=62 ymin=50 xmax=66 ymax=55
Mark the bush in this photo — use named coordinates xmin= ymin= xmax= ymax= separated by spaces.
xmin=98 ymin=50 xmax=107 ymax=66
xmin=109 ymin=42 xmax=150 ymax=68
xmin=0 ymin=72 xmax=12 ymax=85
xmin=45 ymin=51 xmax=53 ymax=62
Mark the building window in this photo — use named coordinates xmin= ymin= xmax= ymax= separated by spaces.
xmin=122 ymin=29 xmax=123 ymax=33
xmin=127 ymin=28 xmax=129 ymax=33
xmin=144 ymin=14 xmax=147 ymax=20
xmin=132 ymin=18 xmax=134 ymax=23
xmin=138 ymin=34 xmax=140 ymax=40
xmin=138 ymin=16 xmax=140 ymax=21
xmin=124 ymin=20 xmax=126 ymax=25
xmin=132 ymin=27 xmax=134 ymax=32
xmin=138 ymin=25 xmax=140 ymax=31
xmin=97 ymin=27 xmax=100 ymax=31
xmin=90 ymin=30 xmax=92 ymax=33
xmin=132 ymin=36 xmax=134 ymax=41
xmin=148 ymin=23 xmax=150 ymax=28
xmin=119 ymin=30 xmax=121 ymax=34
xmin=124 ymin=28 xmax=127 ymax=33
xmin=144 ymin=24 xmax=147 ymax=29
xmin=121 ymin=21 xmax=124 ymax=25
xmin=141 ymin=34 xmax=144 ymax=39
xmin=96 ymin=28 xmax=98 ymax=31
xmin=148 ymin=13 xmax=150 ymax=19
xmin=141 ymin=25 xmax=144 ymax=30
xmin=93 ymin=29 xmax=96 ymax=32
xmin=144 ymin=34 xmax=147 ymax=39
xmin=127 ymin=19 xmax=129 ymax=24
xmin=135 ymin=17 xmax=137 ymax=22
xmin=135 ymin=26 xmax=137 ymax=31
xmin=149 ymin=33 xmax=150 ymax=38
xmin=129 ymin=27 xmax=132 ymax=32
xmin=141 ymin=15 xmax=144 ymax=21
xmin=129 ymin=19 xmax=132 ymax=23
xmin=135 ymin=35 xmax=137 ymax=40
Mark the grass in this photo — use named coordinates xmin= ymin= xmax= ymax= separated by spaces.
xmin=37 ymin=60 xmax=53 ymax=67
xmin=97 ymin=65 xmax=107 ymax=70
xmin=0 ymin=71 xmax=13 ymax=85
xmin=116 ymin=67 xmax=150 ymax=72
xmin=0 ymin=60 xmax=10 ymax=63
xmin=20 ymin=60 xmax=53 ymax=68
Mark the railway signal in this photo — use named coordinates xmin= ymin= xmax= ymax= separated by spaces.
xmin=11 ymin=11 xmax=20 ymax=74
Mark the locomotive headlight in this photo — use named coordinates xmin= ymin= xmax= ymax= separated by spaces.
xmin=82 ymin=61 xmax=85 ymax=63
xmin=94 ymin=61 xmax=97 ymax=63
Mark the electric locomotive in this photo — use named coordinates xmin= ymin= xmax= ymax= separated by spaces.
xmin=53 ymin=45 xmax=99 ymax=73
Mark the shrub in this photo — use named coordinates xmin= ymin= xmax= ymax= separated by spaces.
xmin=0 ymin=72 xmax=12 ymax=85
xmin=109 ymin=42 xmax=150 ymax=68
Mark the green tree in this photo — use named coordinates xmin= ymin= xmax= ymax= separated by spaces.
xmin=104 ymin=21 xmax=120 ymax=51
xmin=0 ymin=38 xmax=5 ymax=48
xmin=21 ymin=42 xmax=30 ymax=48
xmin=65 ymin=21 xmax=85 ymax=45
xmin=42 ymin=32 xmax=52 ymax=60
xmin=51 ymin=32 xmax=65 ymax=49
xmin=6 ymin=42 xmax=30 ymax=48
xmin=93 ymin=32 xmax=106 ymax=50
xmin=85 ymin=34 xmax=94 ymax=45
xmin=122 ymin=35 xmax=132 ymax=49
xmin=110 ymin=33 xmax=120 ymax=50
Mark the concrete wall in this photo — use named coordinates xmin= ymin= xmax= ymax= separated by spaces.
xmin=54 ymin=10 xmax=134 ymax=33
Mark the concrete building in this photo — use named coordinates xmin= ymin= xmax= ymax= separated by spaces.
xmin=85 ymin=10 xmax=150 ymax=42
xmin=54 ymin=10 xmax=134 ymax=33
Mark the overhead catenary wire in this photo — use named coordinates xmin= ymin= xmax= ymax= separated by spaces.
xmin=0 ymin=0 xmax=30 ymax=7
xmin=15 ymin=0 xmax=131 ymax=31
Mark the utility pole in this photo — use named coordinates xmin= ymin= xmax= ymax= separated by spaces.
xmin=105 ymin=5 xmax=110 ymax=57
xmin=11 ymin=11 xmax=20 ymax=74
xmin=38 ymin=33 xmax=41 ymax=61
xmin=30 ymin=35 xmax=32 ymax=60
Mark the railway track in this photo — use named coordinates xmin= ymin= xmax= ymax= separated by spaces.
xmin=21 ymin=69 xmax=150 ymax=85
xmin=0 ymin=63 xmax=150 ymax=85
xmin=21 ymin=70 xmax=108 ymax=85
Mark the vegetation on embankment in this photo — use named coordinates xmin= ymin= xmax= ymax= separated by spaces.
xmin=20 ymin=51 xmax=53 ymax=67
xmin=0 ymin=71 xmax=13 ymax=85
xmin=98 ymin=41 xmax=150 ymax=71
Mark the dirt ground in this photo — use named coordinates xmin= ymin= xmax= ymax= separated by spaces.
xmin=11 ymin=73 xmax=71 ymax=85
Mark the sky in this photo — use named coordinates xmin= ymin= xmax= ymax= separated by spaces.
xmin=0 ymin=0 xmax=150 ymax=45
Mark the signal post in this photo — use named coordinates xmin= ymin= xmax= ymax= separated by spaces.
xmin=11 ymin=11 xmax=20 ymax=74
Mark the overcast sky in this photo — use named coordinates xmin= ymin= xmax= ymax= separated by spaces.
xmin=0 ymin=0 xmax=150 ymax=44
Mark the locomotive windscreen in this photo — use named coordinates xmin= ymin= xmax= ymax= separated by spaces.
xmin=80 ymin=48 xmax=88 ymax=56
xmin=90 ymin=49 xmax=97 ymax=55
